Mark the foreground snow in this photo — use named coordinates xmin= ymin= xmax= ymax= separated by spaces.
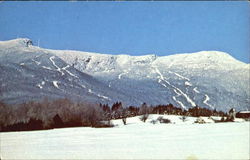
xmin=1 ymin=115 xmax=249 ymax=160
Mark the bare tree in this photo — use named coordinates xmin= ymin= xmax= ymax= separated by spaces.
xmin=121 ymin=108 xmax=128 ymax=125
xmin=139 ymin=103 xmax=149 ymax=122
xmin=83 ymin=103 xmax=104 ymax=127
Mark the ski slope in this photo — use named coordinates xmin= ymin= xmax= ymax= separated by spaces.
xmin=1 ymin=115 xmax=249 ymax=160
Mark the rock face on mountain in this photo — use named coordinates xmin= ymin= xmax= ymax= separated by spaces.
xmin=0 ymin=38 xmax=249 ymax=111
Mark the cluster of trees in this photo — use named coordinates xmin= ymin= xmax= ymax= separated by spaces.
xmin=0 ymin=99 xmax=227 ymax=132
xmin=100 ymin=102 xmax=150 ymax=124
xmin=0 ymin=98 xmax=108 ymax=132
xmin=101 ymin=102 xmax=227 ymax=124
xmin=151 ymin=104 xmax=227 ymax=117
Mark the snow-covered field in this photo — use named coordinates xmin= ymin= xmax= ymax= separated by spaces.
xmin=1 ymin=115 xmax=249 ymax=160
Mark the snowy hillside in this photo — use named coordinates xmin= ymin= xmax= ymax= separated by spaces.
xmin=1 ymin=115 xmax=249 ymax=159
xmin=0 ymin=39 xmax=133 ymax=104
xmin=0 ymin=38 xmax=249 ymax=111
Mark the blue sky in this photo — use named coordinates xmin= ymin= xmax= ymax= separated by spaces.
xmin=0 ymin=1 xmax=249 ymax=63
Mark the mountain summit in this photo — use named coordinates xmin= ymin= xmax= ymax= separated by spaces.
xmin=0 ymin=38 xmax=33 ymax=48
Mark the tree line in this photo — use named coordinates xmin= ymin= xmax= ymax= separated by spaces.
xmin=0 ymin=98 xmax=227 ymax=132
xmin=0 ymin=98 xmax=106 ymax=132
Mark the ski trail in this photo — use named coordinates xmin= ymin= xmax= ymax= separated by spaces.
xmin=42 ymin=66 xmax=53 ymax=70
xmin=185 ymin=81 xmax=192 ymax=86
xmin=158 ymin=67 xmax=212 ymax=109
xmin=172 ymin=96 xmax=186 ymax=109
xmin=88 ymin=89 xmax=93 ymax=93
xmin=173 ymin=89 xmax=187 ymax=109
xmin=118 ymin=71 xmax=128 ymax=79
xmin=173 ymin=89 xmax=181 ymax=96
xmin=153 ymin=66 xmax=196 ymax=108
xmin=191 ymin=86 xmax=213 ymax=109
xmin=168 ymin=70 xmax=215 ymax=108
xmin=193 ymin=87 xmax=200 ymax=93
xmin=36 ymin=81 xmax=45 ymax=89
xmin=87 ymin=88 xmax=111 ymax=101
xmin=49 ymin=56 xmax=64 ymax=76
xmin=203 ymin=94 xmax=214 ymax=109
xmin=32 ymin=59 xmax=41 ymax=65
xmin=170 ymin=83 xmax=196 ymax=107
xmin=158 ymin=79 xmax=168 ymax=88
xmin=97 ymin=94 xmax=111 ymax=100
xmin=36 ymin=84 xmax=42 ymax=89
xmin=79 ymin=84 xmax=86 ymax=88
xmin=154 ymin=67 xmax=165 ymax=80
xmin=169 ymin=71 xmax=190 ymax=81
xmin=41 ymin=81 xmax=45 ymax=85
xmin=52 ymin=81 xmax=59 ymax=89
xmin=62 ymin=65 xmax=78 ymax=78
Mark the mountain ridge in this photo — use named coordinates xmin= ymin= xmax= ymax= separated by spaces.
xmin=1 ymin=38 xmax=248 ymax=66
xmin=0 ymin=38 xmax=249 ymax=111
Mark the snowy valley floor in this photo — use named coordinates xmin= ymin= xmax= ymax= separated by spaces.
xmin=0 ymin=115 xmax=249 ymax=160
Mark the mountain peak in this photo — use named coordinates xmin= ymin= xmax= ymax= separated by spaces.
xmin=157 ymin=50 xmax=244 ymax=65
xmin=0 ymin=38 xmax=33 ymax=48
xmin=189 ymin=51 xmax=245 ymax=64
xmin=192 ymin=50 xmax=232 ymax=58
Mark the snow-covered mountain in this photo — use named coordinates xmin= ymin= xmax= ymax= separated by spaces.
xmin=0 ymin=39 xmax=132 ymax=104
xmin=0 ymin=38 xmax=249 ymax=111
